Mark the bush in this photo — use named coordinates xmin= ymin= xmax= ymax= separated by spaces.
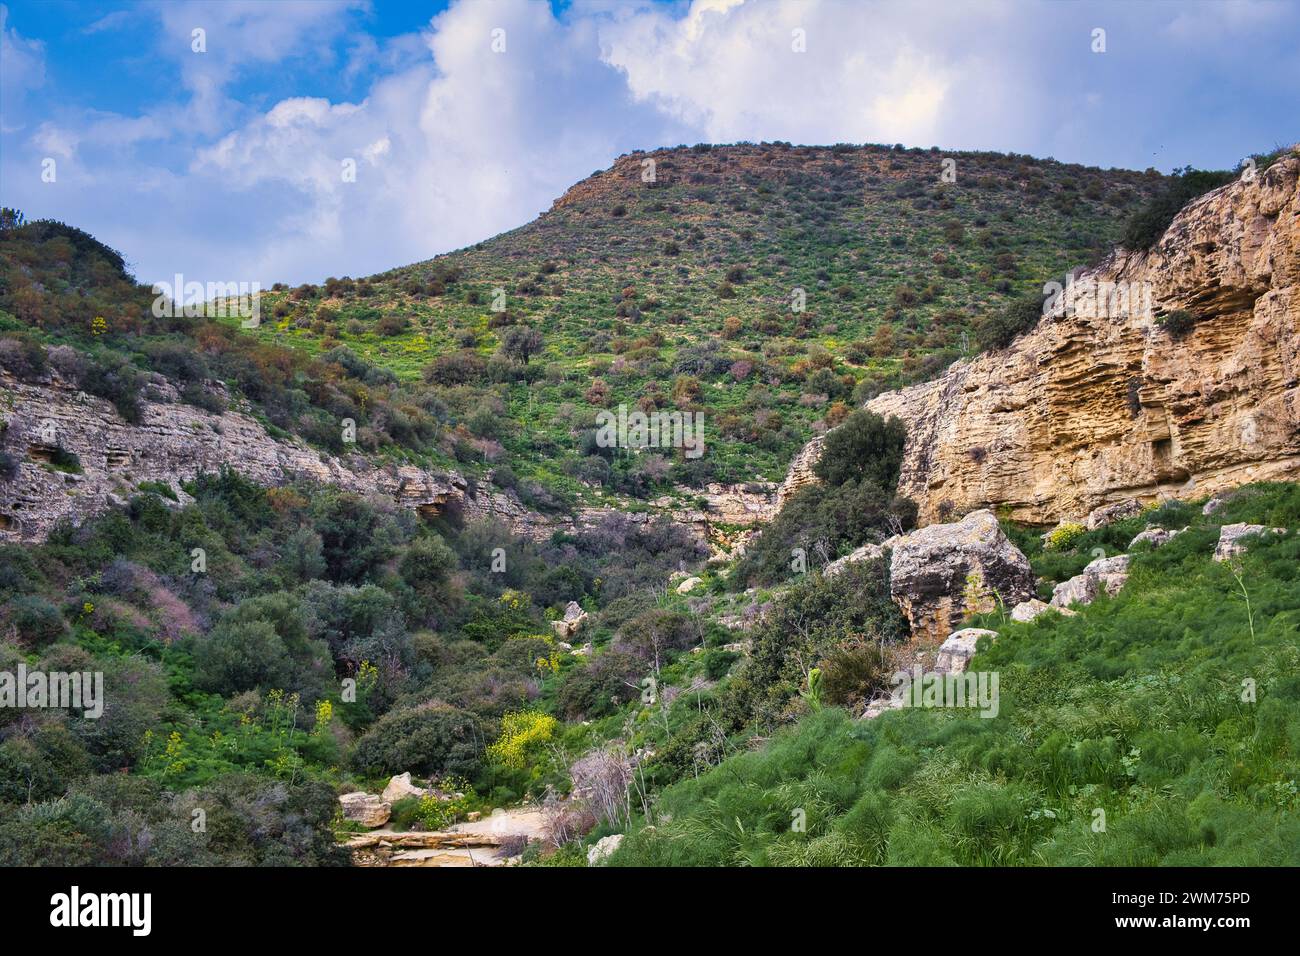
xmin=813 ymin=409 xmax=907 ymax=490
xmin=1121 ymin=167 xmax=1236 ymax=250
xmin=78 ymin=352 xmax=144 ymax=423
xmin=973 ymin=294 xmax=1046 ymax=352
xmin=1046 ymin=522 xmax=1086 ymax=551
xmin=6 ymin=595 xmax=66 ymax=647
xmin=350 ymin=703 xmax=483 ymax=780
xmin=1157 ymin=309 xmax=1197 ymax=338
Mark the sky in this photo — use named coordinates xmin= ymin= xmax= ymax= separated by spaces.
xmin=1 ymin=0 xmax=1297 ymax=287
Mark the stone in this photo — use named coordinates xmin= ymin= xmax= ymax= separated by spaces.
xmin=783 ymin=156 xmax=1300 ymax=527
xmin=339 ymin=792 xmax=391 ymax=828
xmin=1051 ymin=554 xmax=1131 ymax=608
xmin=551 ymin=601 xmax=589 ymax=638
xmin=381 ymin=772 xmax=429 ymax=805
xmin=1086 ymin=499 xmax=1143 ymax=530
xmin=1129 ymin=526 xmax=1186 ymax=549
xmin=675 ymin=576 xmax=704 ymax=595
xmin=1010 ymin=598 xmax=1077 ymax=622
xmin=888 ymin=509 xmax=1036 ymax=643
xmin=1213 ymin=523 xmax=1287 ymax=561
xmin=1202 ymin=497 xmax=1228 ymax=515
xmin=862 ymin=694 xmax=906 ymax=720
xmin=824 ymin=542 xmax=886 ymax=577
xmin=933 ymin=627 xmax=998 ymax=674
xmin=586 ymin=834 xmax=625 ymax=866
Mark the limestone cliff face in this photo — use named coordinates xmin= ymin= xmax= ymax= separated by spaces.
xmin=0 ymin=371 xmax=540 ymax=541
xmin=0 ymin=370 xmax=771 ymax=550
xmin=785 ymin=152 xmax=1300 ymax=526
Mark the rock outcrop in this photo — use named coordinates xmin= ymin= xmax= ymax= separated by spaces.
xmin=887 ymin=509 xmax=1035 ymax=643
xmin=339 ymin=792 xmax=391 ymax=828
xmin=1213 ymin=523 xmax=1287 ymax=561
xmin=933 ymin=627 xmax=998 ymax=674
xmin=784 ymin=153 xmax=1300 ymax=527
xmin=0 ymin=370 xmax=558 ymax=542
xmin=1 ymin=371 xmax=771 ymax=550
xmin=551 ymin=601 xmax=589 ymax=638
xmin=1050 ymin=554 xmax=1131 ymax=608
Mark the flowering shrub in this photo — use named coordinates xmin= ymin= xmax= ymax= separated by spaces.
xmin=487 ymin=710 xmax=558 ymax=771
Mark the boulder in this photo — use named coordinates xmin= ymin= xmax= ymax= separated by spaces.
xmin=382 ymin=772 xmax=429 ymax=805
xmin=824 ymin=541 xmax=887 ymax=577
xmin=675 ymin=576 xmax=704 ymax=595
xmin=888 ymin=509 xmax=1035 ymax=643
xmin=1202 ymin=497 xmax=1227 ymax=516
xmin=1086 ymin=499 xmax=1143 ymax=530
xmin=862 ymin=694 xmax=906 ymax=720
xmin=933 ymin=627 xmax=998 ymax=674
xmin=1010 ymin=598 xmax=1077 ymax=623
xmin=586 ymin=834 xmax=625 ymax=866
xmin=1213 ymin=523 xmax=1286 ymax=562
xmin=339 ymin=792 xmax=391 ymax=828
xmin=551 ymin=601 xmax=589 ymax=638
xmin=1051 ymin=554 xmax=1131 ymax=608
xmin=1129 ymin=526 xmax=1186 ymax=549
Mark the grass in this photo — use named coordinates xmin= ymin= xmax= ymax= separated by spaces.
xmin=609 ymin=483 xmax=1300 ymax=866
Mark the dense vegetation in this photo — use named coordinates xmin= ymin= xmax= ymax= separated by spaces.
xmin=610 ymin=484 xmax=1300 ymax=865
xmin=0 ymin=469 xmax=705 ymax=863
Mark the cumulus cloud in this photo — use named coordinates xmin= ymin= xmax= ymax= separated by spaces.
xmin=0 ymin=0 xmax=1295 ymax=286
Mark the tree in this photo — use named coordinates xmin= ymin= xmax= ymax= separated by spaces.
xmin=499 ymin=326 xmax=544 ymax=365
xmin=813 ymin=409 xmax=907 ymax=490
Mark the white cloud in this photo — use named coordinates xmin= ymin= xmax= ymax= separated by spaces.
xmin=1 ymin=3 xmax=46 ymax=128
xmin=1 ymin=0 xmax=1296 ymax=286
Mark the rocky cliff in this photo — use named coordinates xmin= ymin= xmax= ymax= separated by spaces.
xmin=0 ymin=370 xmax=547 ymax=541
xmin=784 ymin=151 xmax=1300 ymax=526
xmin=0 ymin=370 xmax=774 ymax=548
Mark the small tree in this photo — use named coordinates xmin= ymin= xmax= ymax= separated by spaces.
xmin=499 ymin=326 xmax=544 ymax=365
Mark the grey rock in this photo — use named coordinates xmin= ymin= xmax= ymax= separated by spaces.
xmin=933 ymin=627 xmax=998 ymax=674
xmin=1213 ymin=523 xmax=1286 ymax=562
xmin=888 ymin=509 xmax=1035 ymax=642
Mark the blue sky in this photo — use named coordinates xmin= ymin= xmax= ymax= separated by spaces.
xmin=2 ymin=0 xmax=1297 ymax=286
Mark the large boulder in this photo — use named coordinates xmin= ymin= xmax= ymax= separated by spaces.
xmin=1129 ymin=526 xmax=1186 ymax=549
xmin=1213 ymin=523 xmax=1286 ymax=562
xmin=1010 ymin=598 xmax=1076 ymax=623
xmin=1086 ymin=498 xmax=1142 ymax=530
xmin=587 ymin=834 xmax=625 ymax=866
xmin=551 ymin=601 xmax=589 ymax=638
xmin=933 ymin=628 xmax=998 ymax=674
xmin=339 ymin=791 xmax=391 ymax=828
xmin=1051 ymin=554 xmax=1131 ymax=608
xmin=888 ymin=509 xmax=1035 ymax=643
xmin=382 ymin=772 xmax=429 ymax=805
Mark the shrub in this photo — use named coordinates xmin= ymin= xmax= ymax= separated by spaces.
xmin=973 ymin=294 xmax=1046 ymax=352
xmin=78 ymin=352 xmax=144 ymax=423
xmin=486 ymin=710 xmax=558 ymax=771
xmin=818 ymin=641 xmax=892 ymax=708
xmin=1046 ymin=522 xmax=1086 ymax=551
xmin=1121 ymin=167 xmax=1236 ymax=250
xmin=350 ymin=703 xmax=482 ymax=779
xmin=813 ymin=409 xmax=907 ymax=490
xmin=1157 ymin=309 xmax=1197 ymax=339
xmin=7 ymin=595 xmax=67 ymax=648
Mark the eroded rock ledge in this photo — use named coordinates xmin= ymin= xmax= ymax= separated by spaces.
xmin=1 ymin=370 xmax=775 ymax=547
xmin=784 ymin=153 xmax=1300 ymax=526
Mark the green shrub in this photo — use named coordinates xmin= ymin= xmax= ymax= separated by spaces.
xmin=1120 ymin=167 xmax=1236 ymax=250
xmin=350 ymin=703 xmax=483 ymax=780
